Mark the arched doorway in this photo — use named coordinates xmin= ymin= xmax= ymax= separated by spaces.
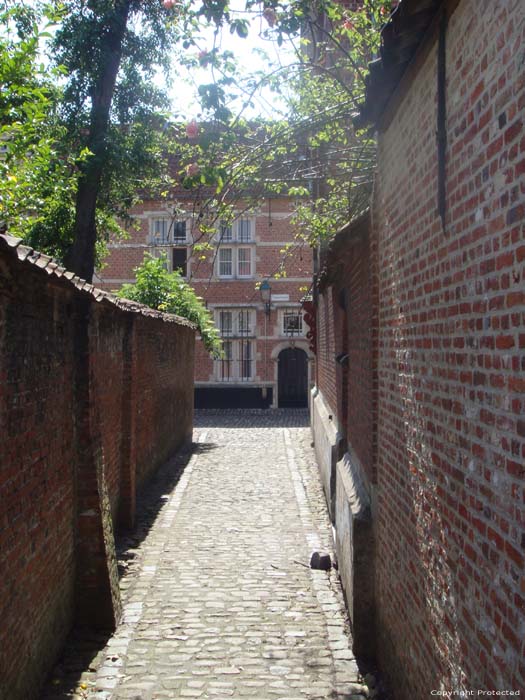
xmin=278 ymin=347 xmax=308 ymax=408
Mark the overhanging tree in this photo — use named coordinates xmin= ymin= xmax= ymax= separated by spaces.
xmin=2 ymin=0 xmax=392 ymax=283
xmin=174 ymin=0 xmax=392 ymax=254
xmin=0 ymin=2 xmax=78 ymax=245
xmin=51 ymin=0 xmax=189 ymax=281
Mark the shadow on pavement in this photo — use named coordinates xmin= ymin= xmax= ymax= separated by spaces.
xmin=116 ymin=440 xmax=218 ymax=575
xmin=40 ymin=439 xmax=216 ymax=700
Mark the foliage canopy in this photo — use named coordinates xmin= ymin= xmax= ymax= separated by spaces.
xmin=0 ymin=0 xmax=392 ymax=335
xmin=174 ymin=0 xmax=393 ymax=248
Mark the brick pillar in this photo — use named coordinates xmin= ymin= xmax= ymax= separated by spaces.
xmin=73 ymin=298 xmax=122 ymax=629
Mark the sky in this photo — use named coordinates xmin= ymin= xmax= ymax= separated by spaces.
xmin=166 ymin=1 xmax=296 ymax=120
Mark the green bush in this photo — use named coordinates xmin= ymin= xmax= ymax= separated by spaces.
xmin=118 ymin=254 xmax=222 ymax=358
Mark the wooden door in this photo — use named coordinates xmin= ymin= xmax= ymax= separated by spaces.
xmin=278 ymin=348 xmax=308 ymax=407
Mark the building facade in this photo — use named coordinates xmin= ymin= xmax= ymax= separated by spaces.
xmin=95 ymin=195 xmax=314 ymax=408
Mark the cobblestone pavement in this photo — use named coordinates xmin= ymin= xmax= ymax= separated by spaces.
xmin=41 ymin=410 xmax=374 ymax=700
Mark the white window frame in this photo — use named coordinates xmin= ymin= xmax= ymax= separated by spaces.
xmin=150 ymin=216 xmax=190 ymax=246
xmin=282 ymin=309 xmax=304 ymax=336
xmin=218 ymin=310 xmax=233 ymax=337
xmin=215 ymin=338 xmax=255 ymax=382
xmin=237 ymin=218 xmax=253 ymax=242
xmin=215 ymin=216 xmax=254 ymax=243
xmin=172 ymin=220 xmax=187 ymax=245
xmin=218 ymin=222 xmax=234 ymax=242
xmin=218 ymin=248 xmax=233 ymax=278
xmin=216 ymin=247 xmax=255 ymax=279
xmin=215 ymin=308 xmax=255 ymax=337
xmin=237 ymin=247 xmax=253 ymax=278
xmin=238 ymin=339 xmax=253 ymax=380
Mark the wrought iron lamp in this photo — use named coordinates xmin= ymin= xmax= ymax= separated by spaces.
xmin=260 ymin=279 xmax=272 ymax=316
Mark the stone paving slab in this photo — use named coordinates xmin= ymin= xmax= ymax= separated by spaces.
xmin=41 ymin=410 xmax=376 ymax=700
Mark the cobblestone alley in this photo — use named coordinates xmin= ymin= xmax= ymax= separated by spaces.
xmin=41 ymin=410 xmax=373 ymax=700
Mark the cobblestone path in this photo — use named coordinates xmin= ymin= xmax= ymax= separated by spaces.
xmin=41 ymin=410 xmax=372 ymax=700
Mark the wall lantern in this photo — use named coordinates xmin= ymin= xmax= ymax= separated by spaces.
xmin=260 ymin=279 xmax=272 ymax=316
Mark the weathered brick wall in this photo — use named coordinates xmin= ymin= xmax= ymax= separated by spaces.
xmin=90 ymin=308 xmax=127 ymax=520
xmin=133 ymin=315 xmax=194 ymax=489
xmin=0 ymin=259 xmax=77 ymax=700
xmin=316 ymin=286 xmax=338 ymax=414
xmin=347 ymin=234 xmax=376 ymax=485
xmin=373 ymin=0 xmax=525 ymax=694
xmin=330 ymin=230 xmax=376 ymax=485
xmin=0 ymin=235 xmax=195 ymax=700
xmin=314 ymin=218 xmax=377 ymax=657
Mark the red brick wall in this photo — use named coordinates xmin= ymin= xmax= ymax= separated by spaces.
xmin=132 ymin=315 xmax=194 ymax=488
xmin=91 ymin=310 xmax=127 ymax=520
xmin=347 ymin=237 xmax=376 ymax=483
xmin=0 ymin=237 xmax=195 ymax=700
xmin=373 ymin=0 xmax=525 ymax=694
xmin=0 ymin=269 xmax=77 ymax=700
xmin=336 ymin=232 xmax=376 ymax=485
xmin=316 ymin=286 xmax=338 ymax=414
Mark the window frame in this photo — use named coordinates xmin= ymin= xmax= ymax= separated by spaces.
xmin=282 ymin=309 xmax=304 ymax=336
xmin=172 ymin=247 xmax=188 ymax=277
xmin=237 ymin=217 xmax=253 ymax=243
xmin=215 ymin=308 xmax=255 ymax=337
xmin=215 ymin=216 xmax=255 ymax=243
xmin=218 ymin=247 xmax=234 ymax=278
xmin=215 ymin=337 xmax=254 ymax=382
xmin=236 ymin=247 xmax=253 ymax=278
xmin=150 ymin=216 xmax=190 ymax=246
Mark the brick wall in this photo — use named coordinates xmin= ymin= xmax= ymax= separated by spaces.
xmin=316 ymin=286 xmax=338 ymax=414
xmin=314 ymin=215 xmax=377 ymax=656
xmin=0 ymin=235 xmax=195 ymax=700
xmin=373 ymin=0 xmax=525 ymax=694
xmin=313 ymin=0 xmax=525 ymax=693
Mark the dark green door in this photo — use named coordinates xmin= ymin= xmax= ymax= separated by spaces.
xmin=278 ymin=348 xmax=308 ymax=407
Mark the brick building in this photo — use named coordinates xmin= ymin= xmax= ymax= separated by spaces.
xmin=96 ymin=194 xmax=314 ymax=408
xmin=311 ymin=0 xmax=525 ymax=697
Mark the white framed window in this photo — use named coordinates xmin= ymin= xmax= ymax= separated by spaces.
xmin=216 ymin=338 xmax=254 ymax=382
xmin=237 ymin=218 xmax=252 ymax=242
xmin=151 ymin=217 xmax=188 ymax=245
xmin=218 ymin=248 xmax=233 ymax=277
xmin=216 ymin=247 xmax=254 ymax=279
xmin=215 ymin=217 xmax=254 ymax=242
xmin=173 ymin=220 xmax=187 ymax=244
xmin=152 ymin=218 xmax=170 ymax=244
xmin=237 ymin=248 xmax=252 ymax=277
xmin=282 ymin=309 xmax=304 ymax=336
xmin=219 ymin=222 xmax=233 ymax=242
xmin=218 ymin=310 xmax=233 ymax=336
xmin=216 ymin=308 xmax=255 ymax=337
xmin=237 ymin=308 xmax=252 ymax=335
xmin=218 ymin=340 xmax=233 ymax=381
xmin=239 ymin=340 xmax=253 ymax=380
